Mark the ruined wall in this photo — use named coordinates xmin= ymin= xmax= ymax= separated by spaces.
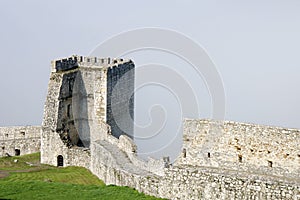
xmin=41 ymin=68 xmax=92 ymax=167
xmin=161 ymin=166 xmax=300 ymax=200
xmin=65 ymin=147 xmax=90 ymax=169
xmin=41 ymin=56 xmax=300 ymax=199
xmin=95 ymin=127 xmax=166 ymax=176
xmin=90 ymin=136 xmax=300 ymax=200
xmin=41 ymin=56 xmax=134 ymax=167
xmin=51 ymin=56 xmax=134 ymax=146
xmin=176 ymin=119 xmax=300 ymax=179
xmin=90 ymin=140 xmax=162 ymax=194
xmin=88 ymin=118 xmax=300 ymax=199
xmin=41 ymin=71 xmax=66 ymax=166
xmin=41 ymin=126 xmax=90 ymax=168
xmin=0 ymin=126 xmax=41 ymax=157
xmin=56 ymin=71 xmax=83 ymax=147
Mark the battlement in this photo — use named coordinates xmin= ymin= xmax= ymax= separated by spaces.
xmin=51 ymin=55 xmax=130 ymax=72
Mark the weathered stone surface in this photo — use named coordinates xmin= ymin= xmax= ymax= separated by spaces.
xmin=41 ymin=56 xmax=134 ymax=168
xmin=177 ymin=119 xmax=300 ymax=179
xmin=0 ymin=126 xmax=41 ymax=157
xmin=2 ymin=55 xmax=300 ymax=200
xmin=89 ymin=134 xmax=300 ymax=200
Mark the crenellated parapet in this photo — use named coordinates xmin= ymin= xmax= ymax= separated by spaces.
xmin=51 ymin=55 xmax=130 ymax=72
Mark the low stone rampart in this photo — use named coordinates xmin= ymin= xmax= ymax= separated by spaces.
xmin=0 ymin=126 xmax=41 ymax=157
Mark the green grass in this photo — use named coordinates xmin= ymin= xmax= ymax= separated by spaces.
xmin=0 ymin=153 xmax=164 ymax=200
xmin=0 ymin=181 xmax=161 ymax=200
xmin=4 ymin=167 xmax=104 ymax=185
xmin=0 ymin=152 xmax=43 ymax=170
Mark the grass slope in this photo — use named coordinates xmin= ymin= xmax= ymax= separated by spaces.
xmin=0 ymin=153 xmax=164 ymax=200
xmin=0 ymin=152 xmax=43 ymax=170
xmin=0 ymin=181 xmax=161 ymax=200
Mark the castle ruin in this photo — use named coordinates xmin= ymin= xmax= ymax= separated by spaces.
xmin=0 ymin=56 xmax=299 ymax=200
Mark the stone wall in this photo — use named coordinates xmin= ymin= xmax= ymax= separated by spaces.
xmin=161 ymin=166 xmax=300 ymax=200
xmin=0 ymin=126 xmax=41 ymax=157
xmin=89 ymin=135 xmax=300 ymax=200
xmin=41 ymin=126 xmax=90 ymax=168
xmin=41 ymin=70 xmax=64 ymax=166
xmin=41 ymin=68 xmax=92 ymax=167
xmin=176 ymin=119 xmax=300 ymax=179
xmin=100 ymin=129 xmax=166 ymax=176
xmin=90 ymin=140 xmax=162 ymax=194
xmin=41 ymin=56 xmax=300 ymax=199
xmin=66 ymin=147 xmax=90 ymax=169
xmin=88 ymin=118 xmax=300 ymax=199
xmin=41 ymin=56 xmax=134 ymax=168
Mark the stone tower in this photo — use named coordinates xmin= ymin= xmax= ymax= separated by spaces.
xmin=41 ymin=55 xmax=134 ymax=166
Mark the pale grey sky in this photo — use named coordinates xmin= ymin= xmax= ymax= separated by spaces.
xmin=1 ymin=0 xmax=300 ymax=159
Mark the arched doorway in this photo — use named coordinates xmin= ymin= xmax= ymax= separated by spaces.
xmin=57 ymin=155 xmax=63 ymax=167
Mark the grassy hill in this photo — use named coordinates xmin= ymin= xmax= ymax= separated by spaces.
xmin=0 ymin=153 xmax=164 ymax=200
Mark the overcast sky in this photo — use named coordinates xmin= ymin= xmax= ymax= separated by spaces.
xmin=1 ymin=1 xmax=299 ymax=159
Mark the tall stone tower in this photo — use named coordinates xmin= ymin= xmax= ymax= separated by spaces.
xmin=41 ymin=55 xmax=134 ymax=166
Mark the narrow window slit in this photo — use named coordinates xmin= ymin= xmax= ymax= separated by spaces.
xmin=182 ymin=148 xmax=186 ymax=158
xmin=238 ymin=155 xmax=242 ymax=163
xmin=268 ymin=160 xmax=273 ymax=167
